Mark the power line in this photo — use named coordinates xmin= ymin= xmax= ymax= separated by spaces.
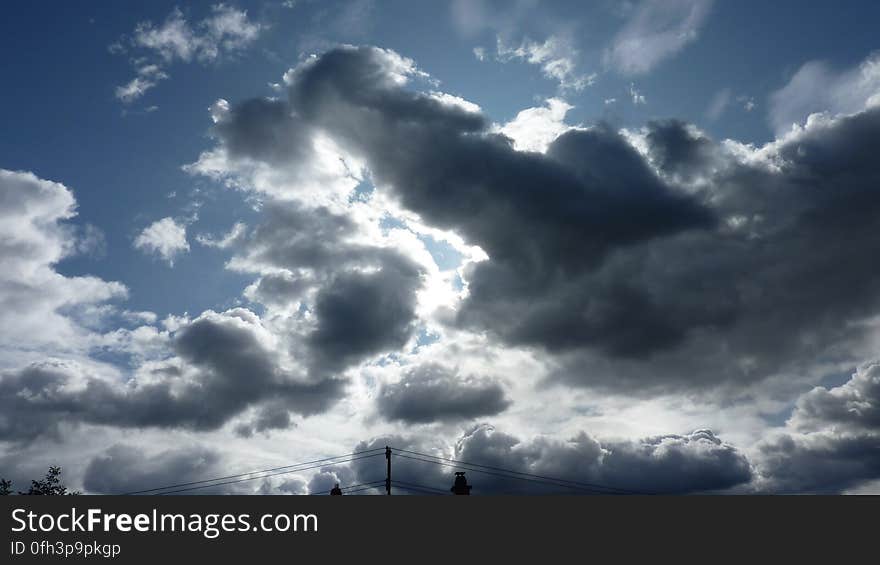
xmin=392 ymin=447 xmax=648 ymax=495
xmin=155 ymin=453 xmax=385 ymax=495
xmin=344 ymin=484 xmax=384 ymax=495
xmin=392 ymin=485 xmax=442 ymax=495
xmin=157 ymin=453 xmax=385 ymax=495
xmin=394 ymin=453 xmax=601 ymax=493
xmin=123 ymin=449 xmax=381 ymax=495
xmin=391 ymin=479 xmax=449 ymax=495
xmin=119 ymin=444 xmax=650 ymax=496
xmin=391 ymin=483 xmax=444 ymax=496
xmin=339 ymin=479 xmax=386 ymax=492
xmin=393 ymin=452 xmax=632 ymax=495
xmin=121 ymin=448 xmax=385 ymax=495
xmin=392 ymin=447 xmax=643 ymax=493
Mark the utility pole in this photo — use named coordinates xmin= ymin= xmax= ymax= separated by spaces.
xmin=385 ymin=446 xmax=392 ymax=495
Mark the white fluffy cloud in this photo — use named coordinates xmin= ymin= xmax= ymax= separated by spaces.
xmin=498 ymin=98 xmax=577 ymax=153
xmin=113 ymin=4 xmax=264 ymax=104
xmin=133 ymin=4 xmax=262 ymax=64
xmin=115 ymin=64 xmax=168 ymax=103
xmin=769 ymin=52 xmax=880 ymax=134
xmin=496 ymin=35 xmax=595 ymax=92
xmin=133 ymin=217 xmax=190 ymax=266
xmin=0 ymin=169 xmax=127 ymax=366
xmin=604 ymin=0 xmax=713 ymax=75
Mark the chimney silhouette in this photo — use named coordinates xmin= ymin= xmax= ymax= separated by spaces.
xmin=451 ymin=472 xmax=472 ymax=495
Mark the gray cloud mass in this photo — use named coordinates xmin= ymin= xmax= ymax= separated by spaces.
xmin=4 ymin=43 xmax=880 ymax=494
xmin=377 ymin=363 xmax=510 ymax=423
xmin=0 ymin=309 xmax=343 ymax=440
xmin=344 ymin=425 xmax=751 ymax=494
xmin=206 ymin=46 xmax=880 ymax=399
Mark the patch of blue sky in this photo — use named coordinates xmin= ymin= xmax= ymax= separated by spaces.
xmin=415 ymin=326 xmax=441 ymax=348
xmin=379 ymin=215 xmax=407 ymax=233
xmin=418 ymin=234 xmax=464 ymax=272
xmin=349 ymin=178 xmax=375 ymax=203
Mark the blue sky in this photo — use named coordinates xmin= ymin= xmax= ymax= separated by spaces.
xmin=3 ymin=1 xmax=880 ymax=495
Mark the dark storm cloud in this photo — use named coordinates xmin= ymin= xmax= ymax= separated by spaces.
xmin=754 ymin=364 xmax=880 ymax=493
xmin=286 ymin=47 xmax=712 ymax=276
xmin=546 ymin=108 xmax=880 ymax=391
xmin=82 ymin=443 xmax=230 ymax=494
xmin=233 ymin=400 xmax=294 ymax=438
xmin=287 ymin=46 xmax=487 ymax=136
xmin=308 ymin=253 xmax=422 ymax=374
xmin=213 ymin=98 xmax=314 ymax=166
xmin=643 ymin=119 xmax=718 ymax=181
xmin=235 ymin=203 xmax=363 ymax=273
xmin=452 ymin=425 xmax=751 ymax=494
xmin=170 ymin=309 xmax=342 ymax=422
xmin=478 ymin=108 xmax=880 ymax=372
xmin=546 ymin=125 xmax=713 ymax=243
xmin=247 ymin=271 xmax=311 ymax=306
xmin=377 ymin=363 xmax=510 ymax=423
xmin=213 ymin=200 xmax=426 ymax=376
xmin=0 ymin=309 xmax=343 ymax=441
xmin=206 ymin=45 xmax=880 ymax=395
xmin=756 ymin=433 xmax=880 ymax=494
xmin=212 ymin=46 xmax=714 ymax=361
xmin=755 ymin=363 xmax=880 ymax=493
xmin=789 ymin=363 xmax=880 ymax=433
xmin=453 ymin=125 xmax=716 ymax=358
xmin=343 ymin=425 xmax=751 ymax=494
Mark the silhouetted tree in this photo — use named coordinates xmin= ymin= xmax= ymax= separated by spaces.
xmin=0 ymin=466 xmax=80 ymax=495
